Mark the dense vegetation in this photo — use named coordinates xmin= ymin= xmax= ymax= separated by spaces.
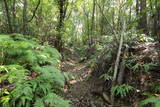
xmin=0 ymin=34 xmax=70 ymax=107
xmin=0 ymin=0 xmax=160 ymax=107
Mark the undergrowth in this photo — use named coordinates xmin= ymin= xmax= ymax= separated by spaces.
xmin=0 ymin=34 xmax=70 ymax=107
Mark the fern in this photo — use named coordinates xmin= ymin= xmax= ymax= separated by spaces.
xmin=100 ymin=74 xmax=112 ymax=81
xmin=44 ymin=93 xmax=70 ymax=107
xmin=140 ymin=96 xmax=160 ymax=107
xmin=111 ymin=84 xmax=134 ymax=98
xmin=131 ymin=63 xmax=150 ymax=72
xmin=0 ymin=65 xmax=27 ymax=84
xmin=40 ymin=66 xmax=65 ymax=86
xmin=34 ymin=97 xmax=44 ymax=107
xmin=0 ymin=34 xmax=70 ymax=107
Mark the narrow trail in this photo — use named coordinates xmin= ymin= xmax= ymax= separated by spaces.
xmin=61 ymin=54 xmax=94 ymax=107
xmin=60 ymin=50 xmax=107 ymax=107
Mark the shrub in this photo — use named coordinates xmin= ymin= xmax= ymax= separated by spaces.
xmin=111 ymin=84 xmax=134 ymax=98
xmin=0 ymin=34 xmax=70 ymax=107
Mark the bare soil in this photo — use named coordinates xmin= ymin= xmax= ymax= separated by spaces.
xmin=61 ymin=52 xmax=108 ymax=107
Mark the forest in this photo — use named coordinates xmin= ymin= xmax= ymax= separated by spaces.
xmin=0 ymin=0 xmax=160 ymax=107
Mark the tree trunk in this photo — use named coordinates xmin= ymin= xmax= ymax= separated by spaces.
xmin=55 ymin=0 xmax=68 ymax=52
xmin=12 ymin=0 xmax=16 ymax=32
xmin=99 ymin=0 xmax=105 ymax=35
xmin=136 ymin=0 xmax=139 ymax=17
xmin=111 ymin=21 xmax=125 ymax=106
xmin=90 ymin=0 xmax=96 ymax=46
xmin=154 ymin=0 xmax=160 ymax=37
xmin=22 ymin=0 xmax=28 ymax=35
xmin=136 ymin=0 xmax=140 ymax=30
xmin=3 ymin=0 xmax=13 ymax=33
xmin=117 ymin=48 xmax=128 ymax=85
xmin=139 ymin=0 xmax=148 ymax=34
xmin=56 ymin=0 xmax=64 ymax=51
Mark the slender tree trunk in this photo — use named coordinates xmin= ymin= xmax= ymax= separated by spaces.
xmin=12 ymin=0 xmax=16 ymax=32
xmin=136 ymin=0 xmax=139 ymax=30
xmin=55 ymin=0 xmax=68 ymax=52
xmin=117 ymin=48 xmax=128 ymax=85
xmin=22 ymin=0 xmax=28 ymax=35
xmin=99 ymin=0 xmax=105 ymax=36
xmin=136 ymin=0 xmax=139 ymax=17
xmin=3 ymin=0 xmax=13 ymax=33
xmin=56 ymin=0 xmax=64 ymax=51
xmin=90 ymin=0 xmax=96 ymax=46
xmin=154 ymin=0 xmax=160 ymax=37
xmin=149 ymin=0 xmax=153 ymax=35
xmin=129 ymin=6 xmax=132 ymax=25
xmin=111 ymin=23 xmax=124 ymax=106
xmin=157 ymin=1 xmax=160 ymax=37
xmin=83 ymin=4 xmax=90 ymax=45
xmin=139 ymin=0 xmax=148 ymax=34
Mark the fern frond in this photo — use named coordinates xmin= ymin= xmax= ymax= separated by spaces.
xmin=0 ymin=34 xmax=70 ymax=107
xmin=140 ymin=96 xmax=160 ymax=107
xmin=100 ymin=73 xmax=112 ymax=81
xmin=44 ymin=93 xmax=70 ymax=107
xmin=34 ymin=97 xmax=44 ymax=107
xmin=111 ymin=84 xmax=134 ymax=98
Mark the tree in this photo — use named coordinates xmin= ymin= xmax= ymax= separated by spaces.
xmin=136 ymin=0 xmax=148 ymax=34
xmin=153 ymin=0 xmax=160 ymax=37
xmin=22 ymin=0 xmax=28 ymax=35
xmin=3 ymin=0 xmax=13 ymax=33
xmin=140 ymin=0 xmax=148 ymax=34
xmin=90 ymin=0 xmax=96 ymax=46
xmin=12 ymin=0 xmax=16 ymax=32
xmin=55 ymin=0 xmax=69 ymax=52
xmin=22 ymin=0 xmax=41 ymax=35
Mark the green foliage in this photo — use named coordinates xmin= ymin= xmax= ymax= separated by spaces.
xmin=100 ymin=74 xmax=112 ymax=81
xmin=107 ymin=67 xmax=113 ymax=73
xmin=111 ymin=84 xmax=134 ymax=98
xmin=140 ymin=96 xmax=160 ymax=107
xmin=131 ymin=63 xmax=150 ymax=72
xmin=0 ymin=65 xmax=27 ymax=84
xmin=151 ymin=85 xmax=160 ymax=93
xmin=127 ymin=33 xmax=154 ymax=43
xmin=0 ymin=34 xmax=70 ymax=107
xmin=63 ymin=72 xmax=75 ymax=81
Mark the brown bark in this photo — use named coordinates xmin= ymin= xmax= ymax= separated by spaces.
xmin=139 ymin=0 xmax=148 ymax=34
xmin=136 ymin=0 xmax=139 ymax=17
xmin=22 ymin=0 xmax=27 ymax=35
xmin=55 ymin=0 xmax=68 ymax=52
xmin=117 ymin=48 xmax=128 ymax=85
xmin=100 ymin=0 xmax=105 ymax=35
xmin=12 ymin=0 xmax=16 ymax=32
xmin=3 ymin=0 xmax=13 ymax=33
xmin=136 ymin=0 xmax=148 ymax=34
xmin=153 ymin=0 xmax=160 ymax=37
xmin=90 ymin=0 xmax=96 ymax=46
xmin=83 ymin=5 xmax=90 ymax=44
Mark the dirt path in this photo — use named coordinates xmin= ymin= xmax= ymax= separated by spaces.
xmin=61 ymin=50 xmax=109 ymax=107
xmin=61 ymin=55 xmax=94 ymax=107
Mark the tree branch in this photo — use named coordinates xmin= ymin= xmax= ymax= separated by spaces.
xmin=28 ymin=0 xmax=41 ymax=22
